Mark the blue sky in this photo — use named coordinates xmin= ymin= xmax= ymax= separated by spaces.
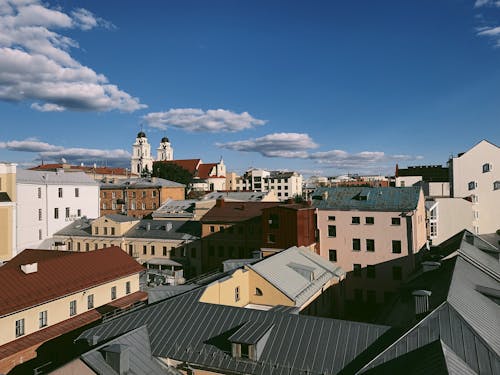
xmin=0 ymin=0 xmax=499 ymax=176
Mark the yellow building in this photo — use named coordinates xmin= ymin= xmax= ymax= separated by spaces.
xmin=200 ymin=246 xmax=345 ymax=315
xmin=0 ymin=247 xmax=146 ymax=374
xmin=0 ymin=162 xmax=17 ymax=262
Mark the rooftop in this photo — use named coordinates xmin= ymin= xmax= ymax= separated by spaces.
xmin=154 ymin=159 xmax=201 ymax=175
xmin=30 ymin=163 xmax=133 ymax=176
xmin=395 ymin=165 xmax=449 ymax=182
xmin=100 ymin=177 xmax=185 ymax=189
xmin=16 ymin=169 xmax=98 ymax=185
xmin=201 ymin=201 xmax=282 ymax=223
xmin=200 ymin=191 xmax=277 ymax=202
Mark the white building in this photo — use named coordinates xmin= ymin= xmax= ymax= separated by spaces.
xmin=16 ymin=169 xmax=99 ymax=254
xmin=157 ymin=136 xmax=174 ymax=161
xmin=131 ymin=131 xmax=155 ymax=175
xmin=234 ymin=169 xmax=303 ymax=201
xmin=449 ymin=140 xmax=500 ymax=234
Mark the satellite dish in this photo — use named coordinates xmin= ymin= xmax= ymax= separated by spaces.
xmin=61 ymin=158 xmax=67 ymax=163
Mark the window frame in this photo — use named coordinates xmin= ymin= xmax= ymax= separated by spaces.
xmin=39 ymin=310 xmax=48 ymax=328
xmin=328 ymin=249 xmax=337 ymax=262
xmin=392 ymin=240 xmax=402 ymax=254
xmin=352 ymin=238 xmax=361 ymax=251
xmin=69 ymin=300 xmax=77 ymax=316
xmin=351 ymin=216 xmax=361 ymax=224
xmin=15 ymin=318 xmax=25 ymax=337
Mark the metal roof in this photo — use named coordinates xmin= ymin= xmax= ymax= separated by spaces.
xmin=228 ymin=321 xmax=275 ymax=344
xmin=16 ymin=169 xmax=98 ymax=185
xmin=100 ymin=177 xmax=185 ymax=189
xmin=78 ymin=287 xmax=390 ymax=375
xmin=103 ymin=214 xmax=140 ymax=223
xmin=201 ymin=191 xmax=276 ymax=202
xmin=312 ymin=186 xmax=421 ymax=212
xmin=125 ymin=220 xmax=200 ymax=240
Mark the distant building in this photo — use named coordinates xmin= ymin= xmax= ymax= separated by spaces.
xmin=29 ymin=163 xmax=137 ymax=181
xmin=100 ymin=177 xmax=185 ymax=218
xmin=234 ymin=168 xmax=303 ymax=200
xmin=395 ymin=164 xmax=450 ymax=197
xmin=16 ymin=169 xmax=99 ymax=255
xmin=0 ymin=247 xmax=145 ymax=374
xmin=0 ymin=163 xmax=17 ymax=261
xmin=448 ymin=139 xmax=499 ymax=234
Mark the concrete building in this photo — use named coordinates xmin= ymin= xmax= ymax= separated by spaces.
xmin=0 ymin=162 xmax=17 ymax=262
xmin=0 ymin=247 xmax=146 ymax=374
xmin=313 ymin=186 xmax=427 ymax=304
xmin=234 ymin=168 xmax=303 ymax=201
xmin=448 ymin=140 xmax=500 ymax=234
xmin=16 ymin=169 xmax=99 ymax=255
xmin=100 ymin=177 xmax=185 ymax=218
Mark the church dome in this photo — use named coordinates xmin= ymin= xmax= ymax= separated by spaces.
xmin=137 ymin=131 xmax=146 ymax=138
xmin=161 ymin=136 xmax=170 ymax=143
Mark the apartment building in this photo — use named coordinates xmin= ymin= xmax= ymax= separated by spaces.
xmin=100 ymin=177 xmax=185 ymax=218
xmin=0 ymin=247 xmax=145 ymax=374
xmin=16 ymin=169 xmax=99 ymax=255
xmin=233 ymin=168 xmax=303 ymax=200
xmin=313 ymin=186 xmax=427 ymax=304
xmin=449 ymin=139 xmax=500 ymax=234
xmin=0 ymin=163 xmax=17 ymax=262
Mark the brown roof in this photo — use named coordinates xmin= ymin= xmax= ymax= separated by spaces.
xmin=201 ymin=201 xmax=281 ymax=223
xmin=30 ymin=164 xmax=133 ymax=176
xmin=0 ymin=247 xmax=144 ymax=317
xmin=154 ymin=159 xmax=201 ymax=175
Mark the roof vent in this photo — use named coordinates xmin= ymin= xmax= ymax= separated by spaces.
xmin=146 ymin=223 xmax=151 ymax=231
xmin=20 ymin=263 xmax=38 ymax=274
xmin=102 ymin=344 xmax=130 ymax=375
xmin=412 ymin=290 xmax=432 ymax=316
xmin=165 ymin=222 xmax=173 ymax=231
xmin=421 ymin=261 xmax=441 ymax=272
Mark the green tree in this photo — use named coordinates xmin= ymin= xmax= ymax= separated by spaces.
xmin=153 ymin=163 xmax=193 ymax=186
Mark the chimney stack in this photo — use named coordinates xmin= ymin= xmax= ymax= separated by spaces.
xmin=216 ymin=198 xmax=225 ymax=207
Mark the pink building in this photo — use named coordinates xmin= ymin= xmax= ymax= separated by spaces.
xmin=312 ymin=187 xmax=427 ymax=308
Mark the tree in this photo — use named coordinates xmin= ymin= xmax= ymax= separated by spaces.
xmin=153 ymin=163 xmax=193 ymax=186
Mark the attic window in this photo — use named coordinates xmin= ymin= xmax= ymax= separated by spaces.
xmin=255 ymin=287 xmax=263 ymax=296
xmin=482 ymin=163 xmax=491 ymax=173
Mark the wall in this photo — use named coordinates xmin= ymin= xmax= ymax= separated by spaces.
xmin=0 ymin=273 xmax=139 ymax=347
xmin=426 ymin=182 xmax=450 ymax=197
xmin=428 ymin=197 xmax=473 ymax=245
xmin=0 ymin=205 xmax=15 ymax=261
xmin=395 ymin=176 xmax=422 ymax=187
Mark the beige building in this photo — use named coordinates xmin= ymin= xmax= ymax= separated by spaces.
xmin=313 ymin=186 xmax=427 ymax=304
xmin=449 ymin=139 xmax=500 ymax=234
xmin=0 ymin=247 xmax=145 ymax=374
xmin=0 ymin=162 xmax=17 ymax=262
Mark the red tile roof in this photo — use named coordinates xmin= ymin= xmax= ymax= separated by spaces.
xmin=0 ymin=247 xmax=144 ymax=317
xmin=201 ymin=201 xmax=281 ymax=223
xmin=197 ymin=163 xmax=218 ymax=179
xmin=30 ymin=164 xmax=134 ymax=176
xmin=154 ymin=159 xmax=201 ymax=174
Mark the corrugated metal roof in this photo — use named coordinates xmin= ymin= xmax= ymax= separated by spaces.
xmin=228 ymin=321 xmax=275 ymax=344
xmin=78 ymin=288 xmax=390 ymax=375
xmin=312 ymin=186 xmax=421 ymax=212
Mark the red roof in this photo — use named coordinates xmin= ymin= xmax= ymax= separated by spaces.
xmin=0 ymin=247 xmax=144 ymax=317
xmin=154 ymin=159 xmax=201 ymax=174
xmin=197 ymin=163 xmax=218 ymax=179
xmin=30 ymin=164 xmax=133 ymax=176
xmin=201 ymin=201 xmax=281 ymax=223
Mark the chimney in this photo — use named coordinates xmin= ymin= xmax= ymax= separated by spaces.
xmin=322 ymin=191 xmax=328 ymax=200
xmin=165 ymin=222 xmax=173 ymax=231
xmin=146 ymin=223 xmax=151 ymax=231
xmin=21 ymin=263 xmax=38 ymax=274
xmin=421 ymin=261 xmax=441 ymax=272
xmin=412 ymin=290 xmax=432 ymax=316
xmin=216 ymin=198 xmax=225 ymax=207
xmin=102 ymin=344 xmax=130 ymax=375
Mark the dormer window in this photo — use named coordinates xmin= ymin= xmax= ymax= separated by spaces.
xmin=229 ymin=321 xmax=274 ymax=361
xmin=482 ymin=163 xmax=491 ymax=173
xmin=255 ymin=287 xmax=263 ymax=296
xmin=468 ymin=181 xmax=477 ymax=191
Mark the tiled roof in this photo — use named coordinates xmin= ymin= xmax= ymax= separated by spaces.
xmin=312 ymin=186 xmax=421 ymax=212
xmin=201 ymin=201 xmax=281 ymax=223
xmin=197 ymin=163 xmax=218 ymax=179
xmin=154 ymin=159 xmax=201 ymax=174
xmin=0 ymin=247 xmax=144 ymax=317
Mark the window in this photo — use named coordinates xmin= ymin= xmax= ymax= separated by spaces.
xmin=142 ymin=191 xmax=146 ymax=198
xmin=69 ymin=300 xmax=77 ymax=316
xmin=494 ymin=181 xmax=500 ymax=190
xmin=366 ymin=239 xmax=375 ymax=252
xmin=210 ymin=225 xmax=215 ymax=233
xmin=104 ymin=227 xmax=108 ymax=235
xmin=391 ymin=217 xmax=401 ymax=225
xmin=367 ymin=290 xmax=377 ymax=304
xmin=111 ymin=286 xmax=117 ymax=300
xmin=58 ymin=187 xmax=63 ymax=198
xmin=468 ymin=181 xmax=476 ymax=190
xmin=171 ymin=247 xmax=176 ymax=257
xmin=352 ymin=238 xmax=361 ymax=251
xmin=328 ymin=225 xmax=336 ymax=237
xmin=430 ymin=222 xmax=437 ymax=238
xmin=400 ymin=181 xmax=405 ymax=187
xmin=482 ymin=163 xmax=491 ymax=173
xmin=77 ymin=209 xmax=81 ymax=217
xmin=65 ymin=207 xmax=70 ymax=218
xmin=54 ymin=207 xmax=59 ymax=219
xmin=269 ymin=214 xmax=279 ymax=228
xmin=367 ymin=265 xmax=376 ymax=278
xmin=352 ymin=216 xmax=360 ymax=224
xmin=126 ymin=281 xmax=131 ymax=294
xmin=94 ymin=243 xmax=98 ymax=250
xmin=77 ymin=242 xmax=81 ymax=251
xmin=235 ymin=286 xmax=240 ymax=302
xmin=38 ymin=209 xmax=42 ymax=221
xmin=111 ymin=227 xmax=116 ymax=235
xmin=365 ymin=217 xmax=374 ymax=225
xmin=328 ymin=215 xmax=336 ymax=221
xmin=152 ymin=190 xmax=157 ymax=197
xmin=267 ymin=233 xmax=276 ymax=243
xmin=39 ymin=229 xmax=42 ymax=240
xmin=255 ymin=287 xmax=263 ymax=296
xmin=392 ymin=266 xmax=402 ymax=281
xmin=39 ymin=310 xmax=48 ymax=328
xmin=219 ymin=226 xmax=225 ymax=233
xmin=112 ymin=191 xmax=116 ymax=199
xmin=85 ymin=243 xmax=89 ymax=251
xmin=353 ymin=264 xmax=362 ymax=277
xmin=75 ymin=188 xmax=79 ymax=197
xmin=163 ymin=246 xmax=167 ymax=256
xmin=141 ymin=202 xmax=145 ymax=210
xmin=15 ymin=319 xmax=25 ymax=337
xmin=87 ymin=294 xmax=94 ymax=309
xmin=151 ymin=245 xmax=155 ymax=255
xmin=392 ymin=240 xmax=402 ymax=254
xmin=102 ymin=203 xmax=107 ymax=210
xmin=94 ymin=227 xmax=99 ymax=235
xmin=112 ymin=201 xmax=117 ymax=210
xmin=37 ymin=187 xmax=42 ymax=199
xmin=329 ymin=249 xmax=337 ymax=262
xmin=143 ymin=245 xmax=147 ymax=255
xmin=131 ymin=191 xmax=136 ymax=198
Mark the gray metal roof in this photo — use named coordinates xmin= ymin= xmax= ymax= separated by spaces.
xmin=145 ymin=284 xmax=199 ymax=304
xmin=54 ymin=218 xmax=93 ymax=236
xmin=152 ymin=199 xmax=196 ymax=219
xmin=17 ymin=169 xmax=98 ymax=185
xmin=200 ymin=191 xmax=275 ymax=202
xmin=312 ymin=186 xmax=421 ymax=212
xmin=81 ymin=325 xmax=180 ymax=375
xmin=78 ymin=287 xmax=390 ymax=375
xmin=103 ymin=214 xmax=140 ymax=223
xmin=248 ymin=246 xmax=344 ymax=306
xmin=228 ymin=321 xmax=275 ymax=344
xmin=100 ymin=177 xmax=185 ymax=189
xmin=125 ymin=220 xmax=200 ymax=240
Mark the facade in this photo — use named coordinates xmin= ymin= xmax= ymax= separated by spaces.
xmin=449 ymin=140 xmax=500 ymax=234
xmin=234 ymin=169 xmax=303 ymax=200
xmin=157 ymin=136 xmax=174 ymax=161
xmin=100 ymin=177 xmax=185 ymax=218
xmin=0 ymin=247 xmax=145 ymax=374
xmin=130 ymin=131 xmax=155 ymax=175
xmin=29 ymin=163 xmax=137 ymax=181
xmin=313 ymin=186 xmax=427 ymax=304
xmin=16 ymin=169 xmax=99 ymax=255
xmin=0 ymin=162 xmax=17 ymax=262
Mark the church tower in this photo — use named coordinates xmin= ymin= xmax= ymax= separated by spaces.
xmin=157 ymin=136 xmax=174 ymax=161
xmin=131 ymin=131 xmax=154 ymax=175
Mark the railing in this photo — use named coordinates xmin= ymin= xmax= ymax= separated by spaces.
xmin=101 ymin=300 xmax=146 ymax=322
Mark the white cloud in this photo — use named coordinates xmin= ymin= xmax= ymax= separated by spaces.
xmin=143 ymin=108 xmax=266 ymax=132
xmin=0 ymin=137 xmax=130 ymax=165
xmin=0 ymin=0 xmax=145 ymax=112
xmin=217 ymin=133 xmax=318 ymax=157
xmin=476 ymin=26 xmax=500 ymax=47
xmin=474 ymin=0 xmax=500 ymax=7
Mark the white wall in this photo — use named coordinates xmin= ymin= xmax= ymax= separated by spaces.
xmin=395 ymin=176 xmax=422 ymax=187
xmin=427 ymin=197 xmax=473 ymax=245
